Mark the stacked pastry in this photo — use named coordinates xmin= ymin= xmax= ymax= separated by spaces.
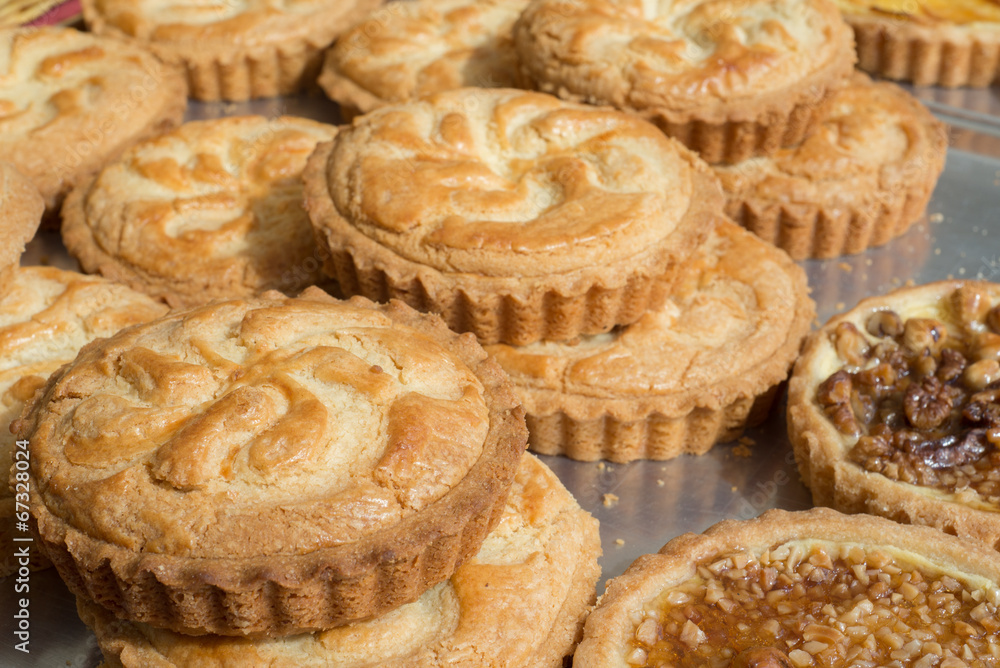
xmin=304 ymin=86 xmax=814 ymax=463
xmin=322 ymin=0 xmax=949 ymax=262
xmin=14 ymin=279 xmax=601 ymax=664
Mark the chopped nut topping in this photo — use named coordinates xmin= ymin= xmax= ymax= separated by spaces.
xmin=629 ymin=542 xmax=1000 ymax=668
xmin=818 ymin=290 xmax=1000 ymax=504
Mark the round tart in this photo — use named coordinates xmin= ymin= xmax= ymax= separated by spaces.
xmin=513 ymin=0 xmax=856 ymax=164
xmin=575 ymin=507 xmax=1000 ymax=668
xmin=0 ymin=163 xmax=44 ymax=282
xmin=319 ymin=0 xmax=531 ymax=119
xmin=485 ymin=221 xmax=813 ymax=463
xmin=1 ymin=267 xmax=168 ymax=579
xmin=15 ymin=288 xmax=527 ymax=636
xmin=837 ymin=0 xmax=1000 ymax=87
xmin=715 ymin=74 xmax=947 ymax=261
xmin=0 ymin=27 xmax=186 ymax=216
xmin=81 ymin=0 xmax=383 ymax=101
xmin=305 ymin=87 xmax=724 ymax=346
xmin=63 ymin=115 xmax=338 ymax=308
xmin=76 ymin=453 xmax=600 ymax=668
xmin=789 ymin=281 xmax=1000 ymax=549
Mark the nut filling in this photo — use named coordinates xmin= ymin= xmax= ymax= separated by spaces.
xmin=627 ymin=541 xmax=1000 ymax=668
xmin=816 ymin=286 xmax=1000 ymax=503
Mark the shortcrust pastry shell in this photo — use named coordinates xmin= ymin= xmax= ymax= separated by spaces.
xmin=788 ymin=280 xmax=1000 ymax=550
xmin=843 ymin=9 xmax=1000 ymax=87
xmin=0 ymin=163 xmax=44 ymax=282
xmin=513 ymin=0 xmax=857 ymax=164
xmin=574 ymin=507 xmax=1000 ymax=667
xmin=75 ymin=454 xmax=600 ymax=667
xmin=318 ymin=0 xmax=532 ymax=120
xmin=304 ymin=90 xmax=725 ymax=346
xmin=486 ymin=222 xmax=814 ymax=463
xmin=81 ymin=0 xmax=382 ymax=101
xmin=17 ymin=290 xmax=528 ymax=636
xmin=61 ymin=115 xmax=339 ymax=308
xmin=718 ymin=75 xmax=948 ymax=260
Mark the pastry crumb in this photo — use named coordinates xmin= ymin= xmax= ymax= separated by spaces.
xmin=838 ymin=262 xmax=852 ymax=273
xmin=738 ymin=436 xmax=755 ymax=446
xmin=602 ymin=493 xmax=619 ymax=507
xmin=733 ymin=443 xmax=752 ymax=458
xmin=656 ymin=479 xmax=665 ymax=487
xmin=835 ymin=302 xmax=845 ymax=312
xmin=615 ymin=538 xmax=625 ymax=547
xmin=929 ymin=213 xmax=944 ymax=223
xmin=731 ymin=486 xmax=738 ymax=493
xmin=597 ymin=462 xmax=605 ymax=471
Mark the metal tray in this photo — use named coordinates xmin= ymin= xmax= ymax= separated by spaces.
xmin=3 ymin=85 xmax=1000 ymax=667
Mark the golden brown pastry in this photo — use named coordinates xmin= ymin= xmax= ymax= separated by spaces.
xmin=81 ymin=0 xmax=383 ymax=101
xmin=486 ymin=221 xmax=813 ymax=462
xmin=0 ymin=27 xmax=186 ymax=215
xmin=319 ymin=0 xmax=531 ymax=119
xmin=15 ymin=288 xmax=526 ymax=636
xmin=77 ymin=454 xmax=600 ymax=668
xmin=305 ymin=87 xmax=725 ymax=346
xmin=789 ymin=281 xmax=1000 ymax=549
xmin=575 ymin=507 xmax=1000 ymax=668
xmin=1 ymin=267 xmax=168 ymax=579
xmin=837 ymin=0 xmax=1000 ymax=87
xmin=62 ymin=116 xmax=338 ymax=308
xmin=513 ymin=0 xmax=856 ymax=164
xmin=0 ymin=163 xmax=43 ymax=282
xmin=715 ymin=74 xmax=948 ymax=260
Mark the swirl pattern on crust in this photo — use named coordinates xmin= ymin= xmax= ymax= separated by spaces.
xmin=0 ymin=27 xmax=186 ymax=212
xmin=1 ymin=267 xmax=168 ymax=578
xmin=306 ymin=88 xmax=724 ymax=344
xmin=0 ymin=163 xmax=44 ymax=278
xmin=77 ymin=454 xmax=601 ymax=668
xmin=63 ymin=116 xmax=338 ymax=308
xmin=716 ymin=75 xmax=948 ymax=260
xmin=18 ymin=289 xmax=527 ymax=635
xmin=320 ymin=0 xmax=531 ymax=117
xmin=486 ymin=221 xmax=814 ymax=461
xmin=82 ymin=0 xmax=383 ymax=100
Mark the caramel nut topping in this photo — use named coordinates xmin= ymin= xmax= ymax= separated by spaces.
xmin=818 ymin=284 xmax=1000 ymax=505
xmin=628 ymin=540 xmax=1000 ymax=668
xmin=25 ymin=295 xmax=492 ymax=558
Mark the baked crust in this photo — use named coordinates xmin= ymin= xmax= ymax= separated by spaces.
xmin=717 ymin=74 xmax=947 ymax=260
xmin=305 ymin=88 xmax=724 ymax=346
xmin=513 ymin=0 xmax=856 ymax=164
xmin=62 ymin=116 xmax=338 ymax=308
xmin=485 ymin=220 xmax=814 ymax=462
xmin=837 ymin=0 xmax=1000 ymax=87
xmin=788 ymin=281 xmax=1000 ymax=549
xmin=1 ymin=266 xmax=168 ymax=579
xmin=77 ymin=454 xmax=600 ymax=668
xmin=575 ymin=507 xmax=1000 ymax=667
xmin=82 ymin=0 xmax=383 ymax=101
xmin=15 ymin=288 xmax=527 ymax=636
xmin=0 ymin=27 xmax=187 ymax=216
xmin=319 ymin=0 xmax=532 ymax=119
xmin=0 ymin=163 xmax=44 ymax=281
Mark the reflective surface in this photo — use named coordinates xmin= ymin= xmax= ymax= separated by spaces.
xmin=3 ymin=88 xmax=1000 ymax=667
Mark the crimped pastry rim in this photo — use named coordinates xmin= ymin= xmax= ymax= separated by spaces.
xmin=718 ymin=76 xmax=948 ymax=259
xmin=787 ymin=280 xmax=1000 ymax=551
xmin=845 ymin=12 xmax=1000 ymax=87
xmin=574 ymin=507 xmax=1000 ymax=668
xmin=74 ymin=453 xmax=601 ymax=667
xmin=491 ymin=223 xmax=815 ymax=423
xmin=20 ymin=293 xmax=528 ymax=636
